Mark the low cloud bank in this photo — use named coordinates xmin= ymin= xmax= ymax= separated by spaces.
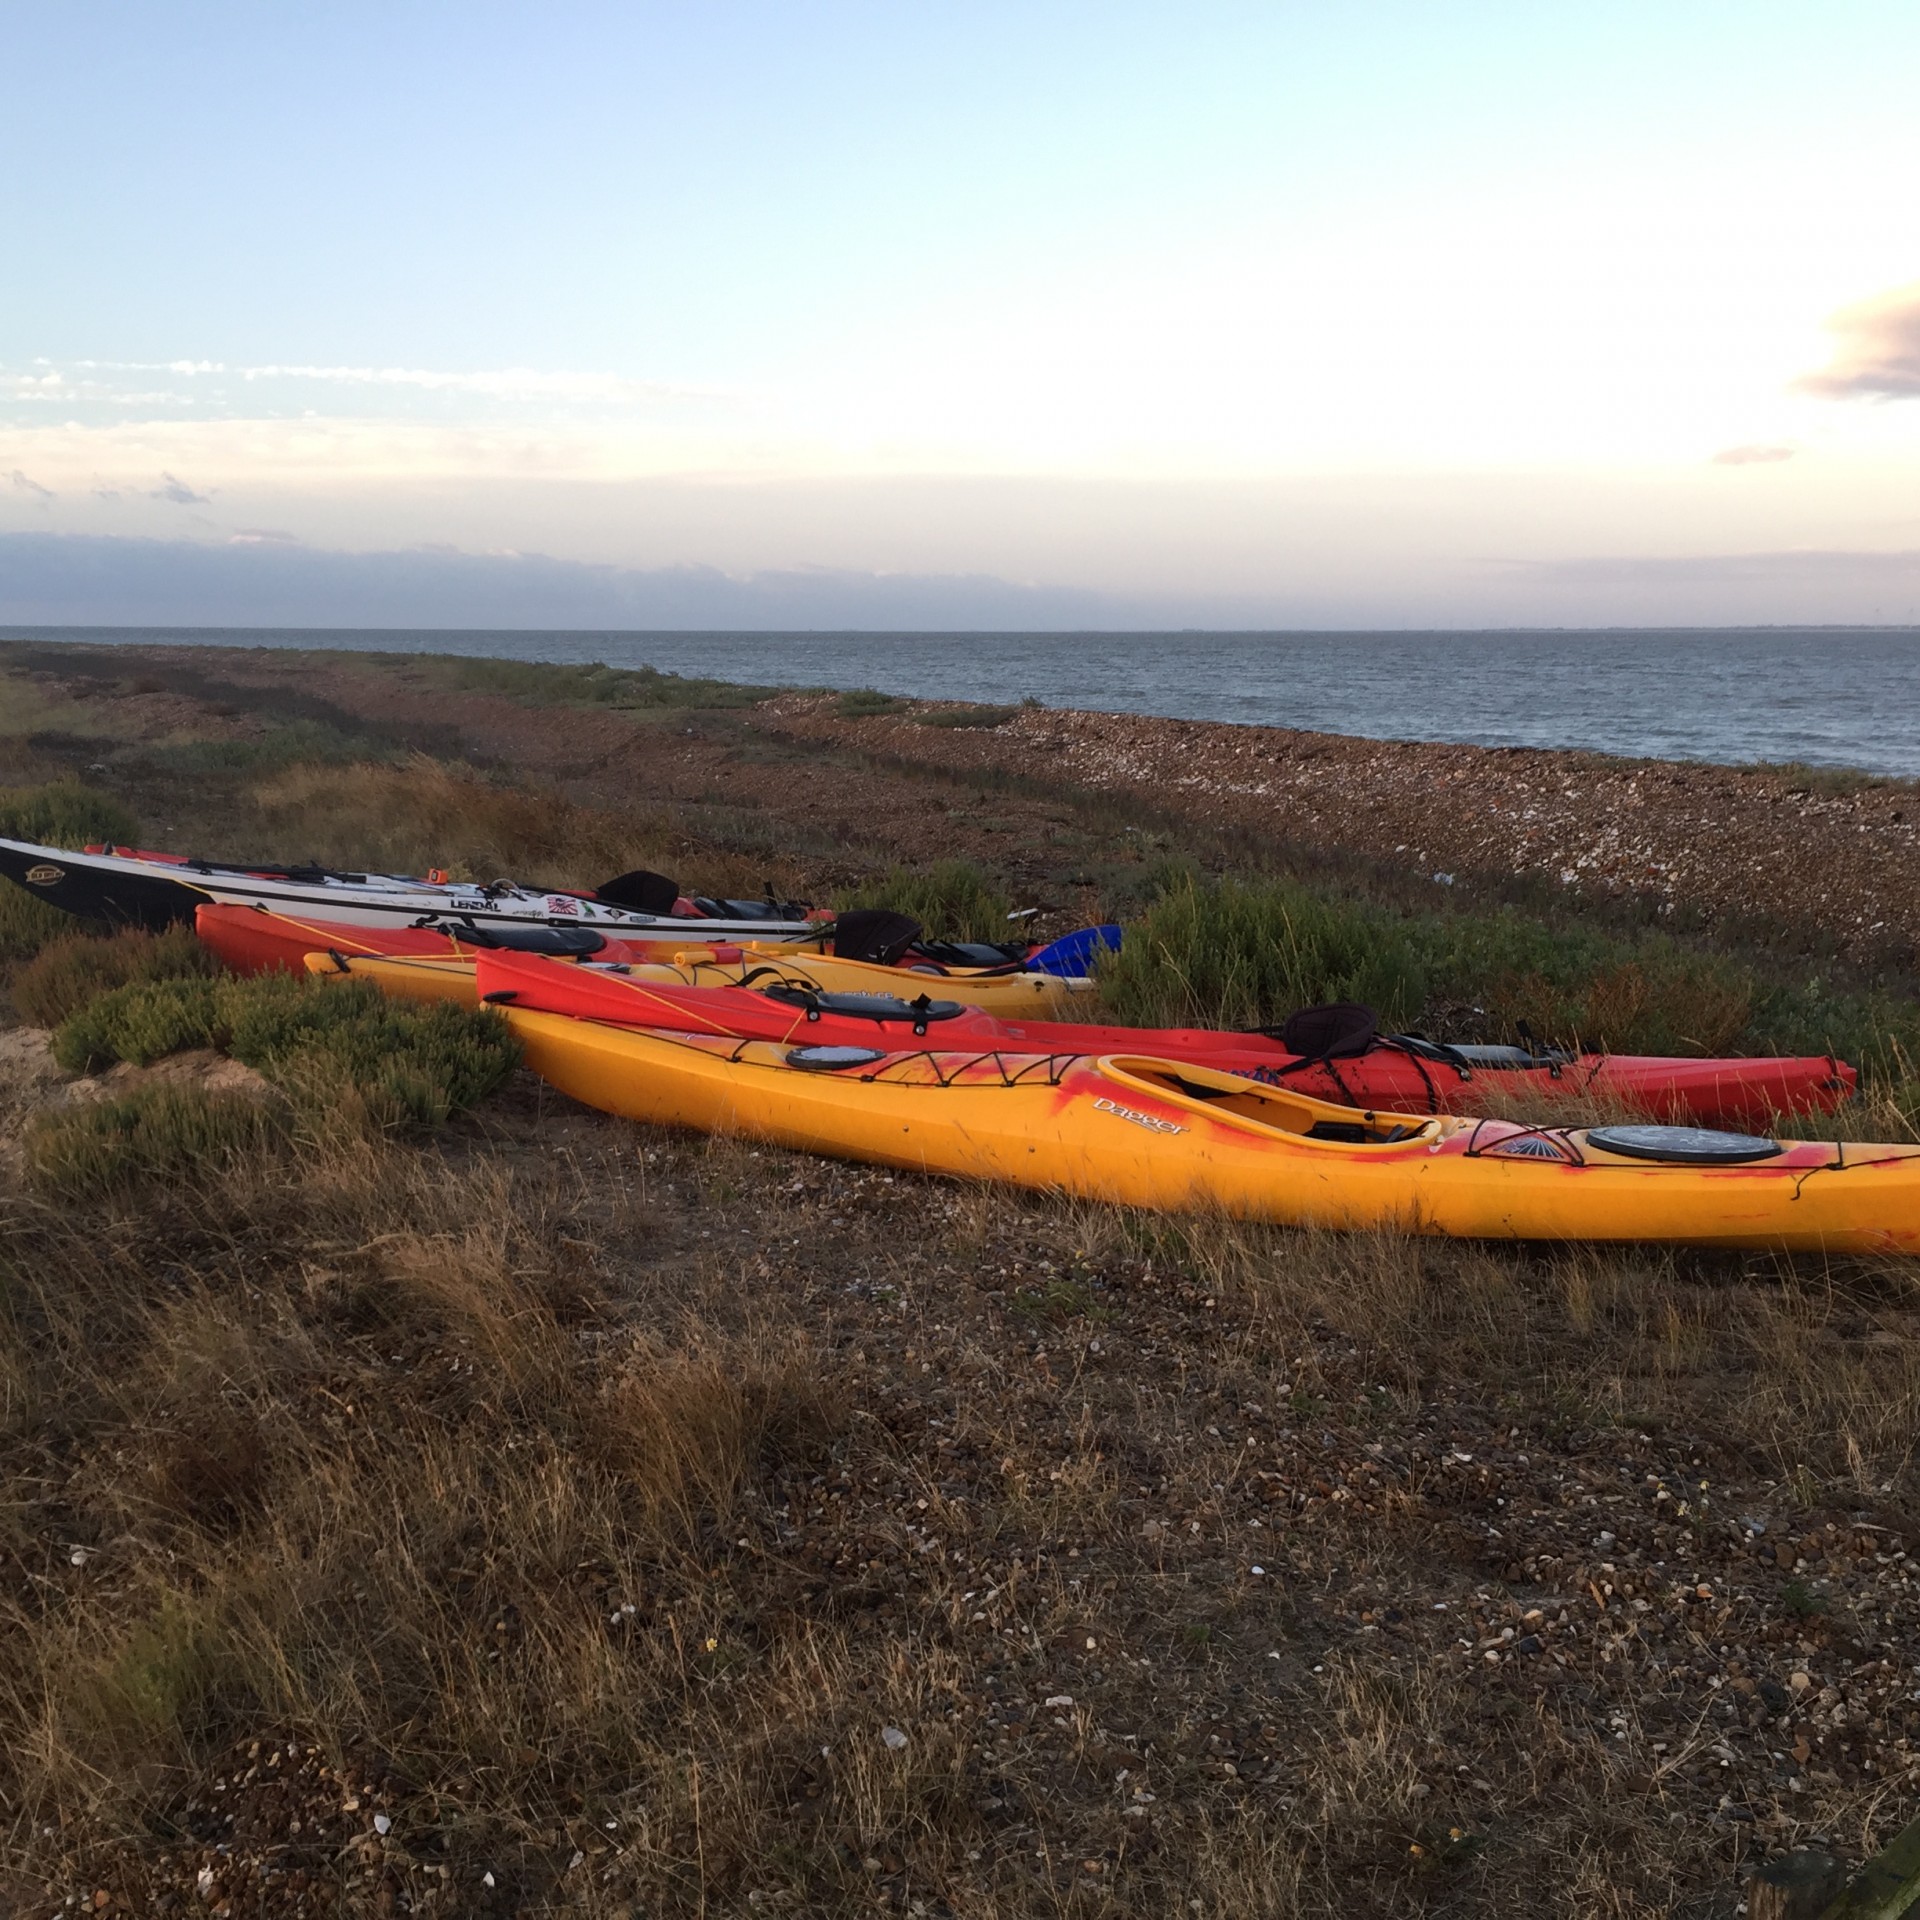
xmin=2 ymin=530 xmax=1918 ymax=631
xmin=0 ymin=531 xmax=1136 ymax=631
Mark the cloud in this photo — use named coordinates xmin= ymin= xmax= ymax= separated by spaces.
xmin=149 ymin=471 xmax=210 ymax=506
xmin=1711 ymin=444 xmax=1794 ymax=466
xmin=1798 ymin=282 xmax=1920 ymax=400
xmin=229 ymin=528 xmax=302 ymax=545
xmin=8 ymin=469 xmax=54 ymax=500
xmin=0 ymin=530 xmax=1137 ymax=630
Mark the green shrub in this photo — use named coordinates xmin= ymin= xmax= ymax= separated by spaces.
xmin=404 ymin=655 xmax=775 ymax=710
xmin=0 ymin=779 xmax=138 ymax=849
xmin=841 ymin=860 xmax=1016 ymax=943
xmin=47 ymin=973 xmax=521 ymax=1132
xmin=28 ymin=1084 xmax=283 ymax=1197
xmin=1098 ymin=875 xmax=1426 ymax=1031
xmin=53 ymin=977 xmax=219 ymax=1071
xmin=836 ymin=688 xmax=906 ymax=718
xmin=221 ymin=975 xmax=521 ymax=1131
xmin=13 ymin=925 xmax=216 ymax=1029
xmin=0 ymin=884 xmax=77 ymax=967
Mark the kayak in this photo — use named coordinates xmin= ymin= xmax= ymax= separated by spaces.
xmin=500 ymin=1010 xmax=1920 ymax=1254
xmin=469 ymin=947 xmax=1857 ymax=1128
xmin=193 ymin=901 xmax=1101 ymax=983
xmin=0 ymin=836 xmax=822 ymax=941
xmin=302 ymin=945 xmax=1098 ymax=1018
xmin=194 ymin=901 xmax=772 ymax=974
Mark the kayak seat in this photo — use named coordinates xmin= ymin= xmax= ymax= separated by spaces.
xmin=594 ymin=869 xmax=681 ymax=915
xmin=1306 ymin=1119 xmax=1425 ymax=1145
xmin=831 ymin=909 xmax=925 ymax=967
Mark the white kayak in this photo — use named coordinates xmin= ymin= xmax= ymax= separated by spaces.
xmin=0 ymin=835 xmax=824 ymax=943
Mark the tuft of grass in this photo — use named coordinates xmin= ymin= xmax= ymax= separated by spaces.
xmin=12 ymin=925 xmax=216 ymax=1030
xmin=0 ymin=777 xmax=138 ymax=850
xmin=1098 ymin=873 xmax=1426 ymax=1031
xmin=841 ymin=859 xmax=1016 ymax=943
xmin=836 ymin=687 xmax=908 ymax=718
xmin=51 ymin=973 xmax=520 ymax=1133
xmin=28 ymin=1084 xmax=283 ymax=1197
xmin=915 ymin=704 xmax=1020 ymax=730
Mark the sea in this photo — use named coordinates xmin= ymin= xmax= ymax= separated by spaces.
xmin=8 ymin=625 xmax=1920 ymax=779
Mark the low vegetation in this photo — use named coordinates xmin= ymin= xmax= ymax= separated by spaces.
xmin=48 ymin=972 xmax=518 ymax=1131
xmin=1096 ymin=870 xmax=1918 ymax=1080
xmin=12 ymin=924 xmax=214 ymax=1028
xmin=0 ymin=776 xmax=137 ymax=850
xmin=841 ymin=858 xmax=1019 ymax=943
xmin=389 ymin=653 xmax=780 ymax=710
xmin=836 ymin=687 xmax=909 ymax=718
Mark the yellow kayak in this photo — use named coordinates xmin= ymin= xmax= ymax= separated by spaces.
xmin=302 ymin=947 xmax=1095 ymax=1016
xmin=503 ymin=1011 xmax=1920 ymax=1253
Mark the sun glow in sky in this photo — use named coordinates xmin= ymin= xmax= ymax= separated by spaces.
xmin=3 ymin=0 xmax=1919 ymax=625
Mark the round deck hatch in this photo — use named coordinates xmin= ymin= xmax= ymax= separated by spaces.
xmin=785 ymin=1045 xmax=888 ymax=1071
xmin=1587 ymin=1125 xmax=1782 ymax=1164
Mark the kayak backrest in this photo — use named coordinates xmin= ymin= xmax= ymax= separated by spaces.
xmin=831 ymin=909 xmax=924 ymax=967
xmin=1279 ymin=1002 xmax=1379 ymax=1060
xmin=593 ymin=869 xmax=681 ymax=915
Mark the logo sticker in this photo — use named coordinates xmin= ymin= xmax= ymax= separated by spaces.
xmin=546 ymin=895 xmax=581 ymax=917
xmin=24 ymin=863 xmax=63 ymax=886
xmin=1094 ymin=1096 xmax=1187 ymax=1136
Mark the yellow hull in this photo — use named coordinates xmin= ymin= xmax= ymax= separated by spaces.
xmin=304 ymin=948 xmax=1094 ymax=1016
xmin=503 ymin=1012 xmax=1920 ymax=1254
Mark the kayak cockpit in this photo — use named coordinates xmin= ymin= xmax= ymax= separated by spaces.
xmin=1100 ymin=1057 xmax=1440 ymax=1145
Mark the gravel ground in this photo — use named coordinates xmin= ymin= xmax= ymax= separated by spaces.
xmin=761 ymin=696 xmax=1920 ymax=964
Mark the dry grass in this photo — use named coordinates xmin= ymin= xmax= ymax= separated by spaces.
xmin=245 ymin=758 xmax=678 ymax=890
xmin=243 ymin=757 xmax=808 ymax=904
xmin=7 ymin=1097 xmax=1917 ymax=1916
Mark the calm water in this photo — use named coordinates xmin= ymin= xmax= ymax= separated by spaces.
xmin=9 ymin=625 xmax=1920 ymax=778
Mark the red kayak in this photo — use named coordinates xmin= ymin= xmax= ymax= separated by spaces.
xmin=193 ymin=902 xmax=1049 ymax=979
xmin=193 ymin=902 xmax=712 ymax=974
xmin=472 ymin=947 xmax=1857 ymax=1127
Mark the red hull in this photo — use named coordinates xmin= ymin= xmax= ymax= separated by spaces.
xmin=194 ymin=903 xmax=744 ymax=975
xmin=472 ymin=949 xmax=1857 ymax=1128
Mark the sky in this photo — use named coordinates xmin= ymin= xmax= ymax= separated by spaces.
xmin=3 ymin=0 xmax=1919 ymax=628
